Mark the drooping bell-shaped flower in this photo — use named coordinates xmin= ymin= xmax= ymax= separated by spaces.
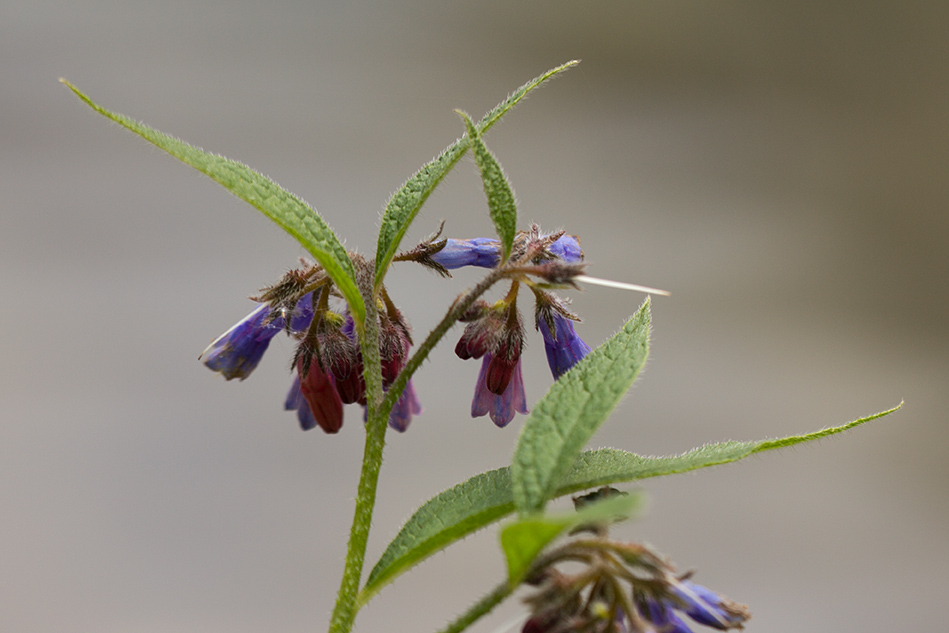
xmin=538 ymin=311 xmax=591 ymax=379
xmin=201 ymin=294 xmax=315 ymax=381
xmin=293 ymin=355 xmax=344 ymax=434
xmin=454 ymin=304 xmax=504 ymax=361
xmin=471 ymin=352 xmax=528 ymax=427
xmin=456 ymin=290 xmax=528 ymax=426
xmin=284 ymin=375 xmax=318 ymax=431
xmin=388 ymin=380 xmax=423 ymax=432
xmin=200 ymin=303 xmax=278 ymax=381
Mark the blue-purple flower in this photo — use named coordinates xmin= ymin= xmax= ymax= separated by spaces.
xmin=200 ymin=303 xmax=278 ymax=381
xmin=430 ymin=234 xmax=583 ymax=270
xmin=522 ymin=537 xmax=750 ymax=633
xmin=631 ymin=580 xmax=750 ymax=632
xmin=639 ymin=598 xmax=693 ymax=633
xmin=538 ymin=311 xmax=591 ymax=379
xmin=430 ymin=237 xmax=505 ymax=269
xmin=200 ymin=295 xmax=314 ymax=381
xmin=285 ymin=375 xmax=318 ymax=432
xmin=387 ymin=380 xmax=423 ymax=432
xmin=668 ymin=580 xmax=749 ymax=630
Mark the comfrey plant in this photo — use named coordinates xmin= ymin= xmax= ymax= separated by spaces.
xmin=64 ymin=61 xmax=900 ymax=633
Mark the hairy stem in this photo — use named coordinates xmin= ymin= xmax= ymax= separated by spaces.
xmin=328 ymin=284 xmax=386 ymax=633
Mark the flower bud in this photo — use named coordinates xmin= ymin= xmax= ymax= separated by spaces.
xmin=295 ymin=356 xmax=344 ymax=434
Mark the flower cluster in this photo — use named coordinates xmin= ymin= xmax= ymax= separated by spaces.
xmin=521 ymin=533 xmax=750 ymax=633
xmin=200 ymin=226 xmax=593 ymax=432
xmin=425 ymin=227 xmax=592 ymax=427
xmin=200 ymin=258 xmax=420 ymax=434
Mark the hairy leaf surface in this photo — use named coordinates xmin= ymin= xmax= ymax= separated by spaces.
xmin=512 ymin=300 xmax=651 ymax=514
xmin=457 ymin=111 xmax=517 ymax=262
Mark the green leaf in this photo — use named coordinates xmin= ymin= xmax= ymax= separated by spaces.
xmin=456 ymin=111 xmax=517 ymax=262
xmin=373 ymin=60 xmax=579 ymax=289
xmin=500 ymin=493 xmax=641 ymax=585
xmin=61 ymin=79 xmax=366 ymax=326
xmin=359 ymin=403 xmax=899 ymax=604
xmin=512 ymin=299 xmax=652 ymax=515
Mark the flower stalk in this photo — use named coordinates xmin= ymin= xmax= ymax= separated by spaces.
xmin=381 ymin=268 xmax=505 ymax=416
xmin=435 ymin=582 xmax=515 ymax=633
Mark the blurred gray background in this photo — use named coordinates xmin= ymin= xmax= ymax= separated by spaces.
xmin=2 ymin=1 xmax=946 ymax=632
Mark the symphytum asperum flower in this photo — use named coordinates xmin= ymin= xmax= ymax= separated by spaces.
xmin=201 ymin=226 xmax=666 ymax=433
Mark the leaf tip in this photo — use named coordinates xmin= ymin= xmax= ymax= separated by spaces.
xmin=454 ymin=109 xmax=477 ymax=135
xmin=59 ymin=77 xmax=79 ymax=93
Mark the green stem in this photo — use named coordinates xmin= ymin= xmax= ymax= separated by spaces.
xmin=434 ymin=582 xmax=515 ymax=633
xmin=328 ymin=287 xmax=387 ymax=633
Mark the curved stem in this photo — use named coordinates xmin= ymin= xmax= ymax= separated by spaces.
xmin=382 ymin=269 xmax=504 ymax=414
xmin=434 ymin=581 xmax=515 ymax=633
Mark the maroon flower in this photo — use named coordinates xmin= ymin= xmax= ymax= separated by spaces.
xmin=295 ymin=356 xmax=344 ymax=434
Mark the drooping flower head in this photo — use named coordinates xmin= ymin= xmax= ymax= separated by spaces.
xmin=202 ymin=259 xmax=421 ymax=434
xmin=202 ymin=224 xmax=660 ymax=433
xmin=439 ymin=227 xmax=590 ymax=426
xmin=522 ymin=536 xmax=750 ymax=633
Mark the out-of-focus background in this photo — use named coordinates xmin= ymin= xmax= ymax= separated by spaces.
xmin=2 ymin=2 xmax=946 ymax=632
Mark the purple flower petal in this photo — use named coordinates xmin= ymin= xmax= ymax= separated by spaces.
xmin=200 ymin=304 xmax=280 ymax=380
xmin=672 ymin=581 xmax=748 ymax=630
xmin=539 ymin=313 xmax=591 ymax=379
xmin=430 ymin=237 xmax=502 ymax=269
xmin=471 ymin=353 xmax=528 ymax=427
xmin=284 ymin=376 xmax=318 ymax=431
xmin=388 ymin=379 xmax=423 ymax=432
xmin=549 ymin=234 xmax=582 ymax=263
xmin=642 ymin=599 xmax=693 ymax=633
xmin=201 ymin=294 xmax=315 ymax=381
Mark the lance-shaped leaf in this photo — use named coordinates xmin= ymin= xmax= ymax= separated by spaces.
xmin=512 ymin=299 xmax=651 ymax=515
xmin=373 ymin=60 xmax=579 ymax=289
xmin=500 ymin=493 xmax=642 ymax=585
xmin=61 ymin=79 xmax=366 ymax=326
xmin=358 ymin=404 xmax=899 ymax=604
xmin=457 ymin=110 xmax=517 ymax=262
